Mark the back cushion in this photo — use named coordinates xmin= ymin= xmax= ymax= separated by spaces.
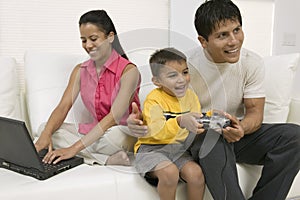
xmin=24 ymin=51 xmax=88 ymax=136
xmin=263 ymin=53 xmax=300 ymax=123
xmin=0 ymin=57 xmax=20 ymax=119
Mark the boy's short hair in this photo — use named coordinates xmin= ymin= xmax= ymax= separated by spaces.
xmin=194 ymin=0 xmax=242 ymax=41
xmin=149 ymin=47 xmax=187 ymax=77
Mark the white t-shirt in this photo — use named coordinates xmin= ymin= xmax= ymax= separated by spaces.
xmin=187 ymin=47 xmax=265 ymax=119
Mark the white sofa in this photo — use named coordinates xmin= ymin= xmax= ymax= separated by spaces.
xmin=0 ymin=50 xmax=299 ymax=200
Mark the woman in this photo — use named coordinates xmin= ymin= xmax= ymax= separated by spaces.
xmin=35 ymin=10 xmax=141 ymax=166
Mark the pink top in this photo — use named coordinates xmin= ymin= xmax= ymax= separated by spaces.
xmin=79 ymin=50 xmax=140 ymax=134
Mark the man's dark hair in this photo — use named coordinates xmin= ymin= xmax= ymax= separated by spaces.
xmin=194 ymin=0 xmax=242 ymax=41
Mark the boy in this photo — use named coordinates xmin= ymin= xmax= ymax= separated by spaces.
xmin=134 ymin=48 xmax=205 ymax=200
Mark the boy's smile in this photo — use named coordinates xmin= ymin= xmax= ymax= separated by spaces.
xmin=152 ymin=60 xmax=190 ymax=98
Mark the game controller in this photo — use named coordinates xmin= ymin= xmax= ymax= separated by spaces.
xmin=197 ymin=111 xmax=231 ymax=130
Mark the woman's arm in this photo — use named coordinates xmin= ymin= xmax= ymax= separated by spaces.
xmin=111 ymin=64 xmax=141 ymax=123
xmin=35 ymin=64 xmax=81 ymax=152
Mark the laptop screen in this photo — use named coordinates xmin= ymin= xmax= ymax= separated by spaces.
xmin=0 ymin=117 xmax=44 ymax=171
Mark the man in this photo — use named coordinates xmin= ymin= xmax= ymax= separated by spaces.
xmin=128 ymin=0 xmax=300 ymax=199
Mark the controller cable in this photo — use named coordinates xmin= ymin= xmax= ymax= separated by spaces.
xmin=199 ymin=122 xmax=227 ymax=200
xmin=218 ymin=122 xmax=228 ymax=200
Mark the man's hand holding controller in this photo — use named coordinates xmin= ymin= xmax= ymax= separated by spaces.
xmin=197 ymin=110 xmax=231 ymax=131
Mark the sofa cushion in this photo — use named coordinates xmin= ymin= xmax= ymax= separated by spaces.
xmin=0 ymin=57 xmax=20 ymax=119
xmin=0 ymin=165 xmax=161 ymax=200
xmin=24 ymin=51 xmax=88 ymax=136
xmin=263 ymin=53 xmax=300 ymax=123
xmin=127 ymin=50 xmax=157 ymax=109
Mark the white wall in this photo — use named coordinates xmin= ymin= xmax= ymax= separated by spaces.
xmin=169 ymin=0 xmax=201 ymax=52
xmin=0 ymin=0 xmax=169 ymax=60
xmin=273 ymin=0 xmax=300 ymax=55
xmin=1 ymin=0 xmax=300 ymax=89
xmin=2 ymin=0 xmax=299 ymax=61
xmin=235 ymin=0 xmax=274 ymax=57
xmin=272 ymin=0 xmax=300 ymax=97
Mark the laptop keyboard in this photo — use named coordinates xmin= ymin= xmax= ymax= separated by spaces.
xmin=42 ymin=161 xmax=71 ymax=172
xmin=42 ymin=162 xmax=63 ymax=171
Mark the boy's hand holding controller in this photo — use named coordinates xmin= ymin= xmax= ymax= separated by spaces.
xmin=177 ymin=112 xmax=206 ymax=134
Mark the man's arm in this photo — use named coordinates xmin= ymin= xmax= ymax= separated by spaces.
xmin=223 ymin=97 xmax=265 ymax=143
xmin=240 ymin=97 xmax=265 ymax=134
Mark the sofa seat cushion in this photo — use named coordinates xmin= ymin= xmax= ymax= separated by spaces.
xmin=0 ymin=163 xmax=264 ymax=200
xmin=0 ymin=165 xmax=161 ymax=200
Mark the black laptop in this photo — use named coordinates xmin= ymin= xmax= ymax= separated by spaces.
xmin=0 ymin=116 xmax=84 ymax=180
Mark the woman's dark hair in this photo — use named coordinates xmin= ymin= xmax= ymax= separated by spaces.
xmin=149 ymin=47 xmax=187 ymax=77
xmin=194 ymin=0 xmax=242 ymax=41
xmin=79 ymin=10 xmax=128 ymax=59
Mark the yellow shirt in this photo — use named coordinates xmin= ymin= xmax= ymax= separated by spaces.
xmin=134 ymin=88 xmax=201 ymax=153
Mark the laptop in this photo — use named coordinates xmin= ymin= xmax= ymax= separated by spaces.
xmin=0 ymin=116 xmax=84 ymax=180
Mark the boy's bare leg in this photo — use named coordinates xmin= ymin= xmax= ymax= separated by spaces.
xmin=151 ymin=161 xmax=179 ymax=200
xmin=180 ymin=161 xmax=205 ymax=200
